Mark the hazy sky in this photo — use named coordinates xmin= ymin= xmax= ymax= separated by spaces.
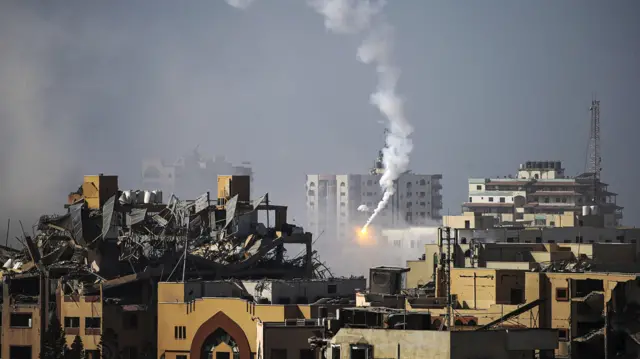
xmin=0 ymin=0 xmax=638 ymax=245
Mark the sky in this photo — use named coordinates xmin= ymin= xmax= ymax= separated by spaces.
xmin=0 ymin=0 xmax=639 ymax=248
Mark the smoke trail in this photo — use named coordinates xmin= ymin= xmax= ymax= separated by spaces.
xmin=225 ymin=0 xmax=256 ymax=9
xmin=309 ymin=0 xmax=413 ymax=231
xmin=223 ymin=0 xmax=414 ymax=231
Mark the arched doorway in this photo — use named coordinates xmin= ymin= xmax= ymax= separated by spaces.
xmin=190 ymin=312 xmax=251 ymax=359
xmin=202 ymin=328 xmax=239 ymax=359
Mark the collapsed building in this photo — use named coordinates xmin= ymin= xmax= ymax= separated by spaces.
xmin=0 ymin=174 xmax=345 ymax=359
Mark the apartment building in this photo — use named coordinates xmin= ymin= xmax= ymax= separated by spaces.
xmin=463 ymin=161 xmax=623 ymax=226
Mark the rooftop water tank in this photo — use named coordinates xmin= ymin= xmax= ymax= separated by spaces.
xmin=590 ymin=205 xmax=598 ymax=215
xmin=143 ymin=190 xmax=155 ymax=204
xmin=582 ymin=206 xmax=591 ymax=216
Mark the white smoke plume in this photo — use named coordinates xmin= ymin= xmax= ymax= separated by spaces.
xmin=223 ymin=0 xmax=414 ymax=232
xmin=225 ymin=0 xmax=256 ymax=9
xmin=309 ymin=0 xmax=413 ymax=231
xmin=357 ymin=204 xmax=370 ymax=212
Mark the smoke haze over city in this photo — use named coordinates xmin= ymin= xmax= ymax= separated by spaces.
xmin=0 ymin=1 xmax=639 ymax=265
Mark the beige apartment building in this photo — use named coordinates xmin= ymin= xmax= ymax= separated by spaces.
xmin=462 ymin=161 xmax=623 ymax=227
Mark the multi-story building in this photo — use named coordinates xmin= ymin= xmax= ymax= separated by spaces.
xmin=306 ymin=151 xmax=443 ymax=241
xmin=463 ymin=161 xmax=623 ymax=226
xmin=141 ymin=147 xmax=252 ymax=200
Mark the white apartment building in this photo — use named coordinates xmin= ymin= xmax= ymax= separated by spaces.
xmin=463 ymin=161 xmax=623 ymax=227
xmin=306 ymin=150 xmax=443 ymax=241
xmin=141 ymin=147 xmax=252 ymax=200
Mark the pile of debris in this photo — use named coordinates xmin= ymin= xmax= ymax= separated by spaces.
xmin=1 ymin=175 xmax=331 ymax=290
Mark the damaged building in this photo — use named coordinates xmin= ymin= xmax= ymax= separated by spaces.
xmin=1 ymin=174 xmax=362 ymax=359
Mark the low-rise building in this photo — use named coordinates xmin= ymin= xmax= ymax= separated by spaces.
xmin=157 ymin=277 xmax=365 ymax=359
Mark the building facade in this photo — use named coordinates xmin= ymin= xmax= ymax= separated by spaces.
xmin=141 ymin=148 xmax=252 ymax=200
xmin=305 ymin=171 xmax=443 ymax=241
xmin=463 ymin=161 xmax=623 ymax=227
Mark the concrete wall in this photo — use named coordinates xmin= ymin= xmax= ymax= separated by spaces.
xmin=330 ymin=328 xmax=450 ymax=359
xmin=330 ymin=328 xmax=557 ymax=359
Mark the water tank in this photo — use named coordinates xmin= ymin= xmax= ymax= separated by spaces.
xmin=582 ymin=206 xmax=591 ymax=216
xmin=134 ymin=190 xmax=144 ymax=204
xmin=143 ymin=190 xmax=154 ymax=204
xmin=519 ymin=163 xmax=524 ymax=170
xmin=526 ymin=161 xmax=532 ymax=168
xmin=153 ymin=190 xmax=163 ymax=204
xmin=590 ymin=205 xmax=598 ymax=215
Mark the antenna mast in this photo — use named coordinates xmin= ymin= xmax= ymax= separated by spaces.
xmin=587 ymin=97 xmax=601 ymax=203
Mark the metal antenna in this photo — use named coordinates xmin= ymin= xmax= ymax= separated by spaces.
xmin=587 ymin=96 xmax=601 ymax=204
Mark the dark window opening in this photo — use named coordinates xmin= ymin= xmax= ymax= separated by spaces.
xmin=556 ymin=288 xmax=569 ymax=301
xmin=10 ymin=345 xmax=32 ymax=359
xmin=10 ymin=313 xmax=32 ymax=328
xmin=510 ymin=289 xmax=524 ymax=304
xmin=350 ymin=344 xmax=373 ymax=359
xmin=464 ymin=220 xmax=470 ymax=229
xmin=558 ymin=328 xmax=569 ymax=341
xmin=174 ymin=326 xmax=186 ymax=340
xmin=535 ymin=237 xmax=542 ymax=243
xmin=85 ymin=317 xmax=101 ymax=329
xmin=216 ymin=353 xmax=230 ymax=359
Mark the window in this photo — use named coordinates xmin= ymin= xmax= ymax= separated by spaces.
xmin=464 ymin=220 xmax=470 ymax=229
xmin=340 ymin=192 xmax=346 ymax=197
xmin=420 ymin=202 xmax=426 ymax=207
xmin=419 ymin=179 xmax=426 ymax=186
xmin=10 ymin=313 xmax=32 ymax=328
xmin=556 ymin=288 xmax=569 ymax=301
xmin=64 ymin=317 xmax=80 ymax=328
xmin=535 ymin=237 xmax=542 ymax=243
xmin=544 ymin=197 xmax=550 ymax=203
xmin=562 ymin=197 xmax=567 ymax=203
xmin=488 ymin=197 xmax=494 ymax=202
xmin=406 ymin=182 xmax=412 ymax=188
xmin=576 ymin=236 xmax=583 ymax=243
xmin=340 ymin=202 xmax=345 ymax=207
xmin=307 ymin=190 xmax=315 ymax=196
xmin=340 ymin=182 xmax=345 ymax=187
xmin=558 ymin=328 xmax=569 ymax=341
xmin=85 ymin=317 xmax=101 ymax=329
xmin=555 ymin=197 xmax=561 ymax=203
xmin=327 ymin=284 xmax=337 ymax=294
xmin=499 ymin=197 xmax=505 ymax=203
xmin=419 ymin=192 xmax=426 ymax=197
xmin=406 ymin=202 xmax=412 ymax=208
xmin=174 ymin=326 xmax=186 ymax=339
xmin=476 ymin=185 xmax=482 ymax=190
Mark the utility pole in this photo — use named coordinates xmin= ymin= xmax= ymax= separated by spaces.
xmin=587 ymin=97 xmax=601 ymax=204
xmin=442 ymin=226 xmax=453 ymax=330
